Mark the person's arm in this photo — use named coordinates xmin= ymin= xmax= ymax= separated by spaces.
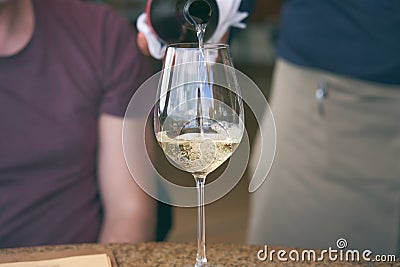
xmin=97 ymin=113 xmax=157 ymax=243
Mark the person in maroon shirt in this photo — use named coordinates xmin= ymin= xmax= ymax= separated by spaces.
xmin=0 ymin=0 xmax=156 ymax=248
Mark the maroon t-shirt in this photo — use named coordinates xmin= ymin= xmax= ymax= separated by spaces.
xmin=0 ymin=0 xmax=150 ymax=248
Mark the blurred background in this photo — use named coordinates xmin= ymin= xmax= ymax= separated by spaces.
xmin=94 ymin=0 xmax=282 ymax=243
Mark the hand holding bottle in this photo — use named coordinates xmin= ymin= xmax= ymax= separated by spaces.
xmin=136 ymin=0 xmax=249 ymax=59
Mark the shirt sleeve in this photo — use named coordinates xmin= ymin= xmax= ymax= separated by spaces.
xmin=99 ymin=8 xmax=152 ymax=117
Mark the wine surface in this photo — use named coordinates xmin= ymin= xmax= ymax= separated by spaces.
xmin=156 ymin=132 xmax=240 ymax=175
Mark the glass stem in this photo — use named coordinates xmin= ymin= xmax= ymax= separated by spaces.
xmin=194 ymin=174 xmax=207 ymax=267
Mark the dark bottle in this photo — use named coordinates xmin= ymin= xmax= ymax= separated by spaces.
xmin=146 ymin=0 xmax=219 ymax=44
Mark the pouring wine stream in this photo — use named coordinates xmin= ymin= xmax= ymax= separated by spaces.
xmin=180 ymin=0 xmax=212 ymax=138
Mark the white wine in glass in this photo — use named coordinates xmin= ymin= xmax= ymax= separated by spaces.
xmin=154 ymin=43 xmax=244 ymax=267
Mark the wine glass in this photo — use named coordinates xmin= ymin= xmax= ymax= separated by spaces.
xmin=154 ymin=43 xmax=244 ymax=267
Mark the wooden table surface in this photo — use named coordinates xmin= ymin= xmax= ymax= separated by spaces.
xmin=0 ymin=242 xmax=398 ymax=266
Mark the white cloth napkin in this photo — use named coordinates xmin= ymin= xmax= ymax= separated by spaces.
xmin=136 ymin=0 xmax=249 ymax=59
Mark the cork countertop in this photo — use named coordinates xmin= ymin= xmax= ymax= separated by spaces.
xmin=0 ymin=242 xmax=398 ymax=266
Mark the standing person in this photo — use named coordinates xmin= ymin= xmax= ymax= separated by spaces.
xmin=248 ymin=1 xmax=400 ymax=255
xmin=0 ymin=0 xmax=156 ymax=248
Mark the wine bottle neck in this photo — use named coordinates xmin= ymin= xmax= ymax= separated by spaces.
xmin=183 ymin=0 xmax=212 ymax=26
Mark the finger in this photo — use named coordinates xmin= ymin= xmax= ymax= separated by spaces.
xmin=137 ymin=32 xmax=151 ymax=56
